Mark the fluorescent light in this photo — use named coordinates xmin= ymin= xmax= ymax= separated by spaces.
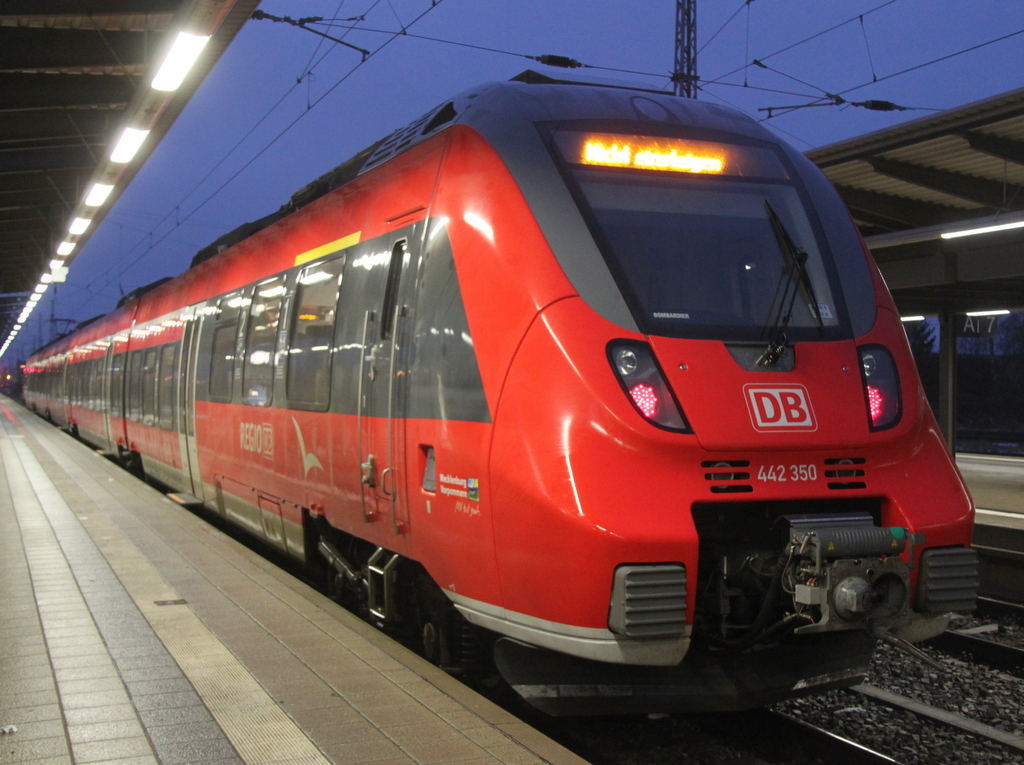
xmin=966 ymin=309 xmax=1010 ymax=317
xmin=941 ymin=220 xmax=1024 ymax=239
xmin=110 ymin=127 xmax=150 ymax=163
xmin=85 ymin=183 xmax=114 ymax=206
xmin=69 ymin=217 xmax=92 ymax=235
xmin=34 ymin=283 xmax=48 ymax=294
xmin=152 ymin=32 xmax=211 ymax=91
xmin=900 ymin=315 xmax=926 ymax=322
xmin=50 ymin=259 xmax=64 ymax=270
xmin=13 ymin=325 xmax=21 ymax=331
xmin=56 ymin=241 xmax=75 ymax=256
xmin=40 ymin=273 xmax=53 ymax=284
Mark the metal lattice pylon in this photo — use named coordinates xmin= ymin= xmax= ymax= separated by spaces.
xmin=674 ymin=0 xmax=697 ymax=98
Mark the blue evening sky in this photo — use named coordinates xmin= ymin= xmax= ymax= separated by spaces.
xmin=12 ymin=0 xmax=1024 ymax=358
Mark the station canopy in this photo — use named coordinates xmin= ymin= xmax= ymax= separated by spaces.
xmin=0 ymin=0 xmax=259 ymax=339
xmin=808 ymin=87 xmax=1024 ymax=317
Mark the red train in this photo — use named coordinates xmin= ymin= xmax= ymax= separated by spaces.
xmin=25 ymin=74 xmax=978 ymax=714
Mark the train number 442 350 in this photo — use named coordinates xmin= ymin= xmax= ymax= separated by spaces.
xmin=757 ymin=464 xmax=818 ymax=482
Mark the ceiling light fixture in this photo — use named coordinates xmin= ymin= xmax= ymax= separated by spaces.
xmin=941 ymin=220 xmax=1024 ymax=240
xmin=152 ymin=32 xmax=211 ymax=91
xmin=965 ymin=309 xmax=1010 ymax=317
xmin=110 ymin=127 xmax=150 ymax=163
xmin=69 ymin=217 xmax=92 ymax=235
xmin=85 ymin=183 xmax=114 ymax=206
xmin=56 ymin=242 xmax=75 ymax=256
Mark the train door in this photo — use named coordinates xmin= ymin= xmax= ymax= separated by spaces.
xmin=358 ymin=238 xmax=411 ymax=534
xmin=102 ymin=344 xmax=115 ymax=451
xmin=177 ymin=306 xmax=203 ymax=500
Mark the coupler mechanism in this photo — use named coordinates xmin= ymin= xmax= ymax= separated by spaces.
xmin=786 ymin=515 xmax=912 ymax=635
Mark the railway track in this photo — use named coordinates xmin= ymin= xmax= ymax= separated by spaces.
xmin=521 ymin=705 xmax=900 ymax=765
xmin=848 ymin=684 xmax=1024 ymax=757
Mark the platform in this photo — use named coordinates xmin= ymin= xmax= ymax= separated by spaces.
xmin=0 ymin=396 xmax=588 ymax=765
xmin=958 ymin=453 xmax=1024 ymax=522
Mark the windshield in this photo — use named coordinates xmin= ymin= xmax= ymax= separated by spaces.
xmin=555 ymin=130 xmax=845 ymax=341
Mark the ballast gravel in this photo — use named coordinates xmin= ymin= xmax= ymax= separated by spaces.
xmin=774 ymin=631 xmax=1024 ymax=764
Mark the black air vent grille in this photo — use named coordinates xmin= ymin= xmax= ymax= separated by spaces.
xmin=825 ymin=458 xmax=867 ymax=490
xmin=916 ymin=547 xmax=979 ymax=613
xmin=608 ymin=565 xmax=687 ymax=638
xmin=702 ymin=460 xmax=752 ymax=493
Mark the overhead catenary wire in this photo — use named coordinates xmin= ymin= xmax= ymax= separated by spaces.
xmin=758 ymin=25 xmax=1024 ymax=121
xmin=36 ymin=3 xmax=1024 ymax=326
xmin=704 ymin=0 xmax=902 ymax=86
xmin=64 ymin=1 xmax=384 ymax=309
xmin=68 ymin=0 xmax=447 ymax=315
xmin=697 ymin=0 xmax=750 ymax=56
xmin=289 ymin=21 xmax=844 ymax=102
xmin=859 ymin=13 xmax=879 ymax=82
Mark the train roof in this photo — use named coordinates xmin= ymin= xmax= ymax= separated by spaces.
xmin=189 ymin=73 xmax=778 ymax=271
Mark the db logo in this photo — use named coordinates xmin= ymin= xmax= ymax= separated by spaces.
xmin=744 ymin=385 xmax=817 ymax=431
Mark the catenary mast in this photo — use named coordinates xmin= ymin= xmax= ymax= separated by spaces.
xmin=674 ymin=0 xmax=697 ymax=98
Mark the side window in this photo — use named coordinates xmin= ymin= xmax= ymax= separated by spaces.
xmin=158 ymin=343 xmax=177 ymax=429
xmin=287 ymin=257 xmax=345 ymax=410
xmin=141 ymin=348 xmax=158 ymax=425
xmin=210 ymin=294 xmax=243 ymax=402
xmin=90 ymin=358 xmax=102 ymax=410
xmin=110 ymin=354 xmax=125 ymax=418
xmin=380 ymin=240 xmax=406 ymax=340
xmin=84 ymin=360 xmax=93 ymax=408
xmin=127 ymin=351 xmax=144 ymax=421
xmin=243 ymin=276 xmax=284 ymax=406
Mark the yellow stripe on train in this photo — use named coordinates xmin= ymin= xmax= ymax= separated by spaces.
xmin=293 ymin=231 xmax=361 ymax=266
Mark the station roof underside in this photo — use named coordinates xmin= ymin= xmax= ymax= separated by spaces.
xmin=807 ymin=87 xmax=1024 ymax=316
xmin=0 ymin=0 xmax=258 ymax=336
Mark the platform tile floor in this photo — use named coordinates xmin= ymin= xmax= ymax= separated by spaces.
xmin=0 ymin=397 xmax=588 ymax=765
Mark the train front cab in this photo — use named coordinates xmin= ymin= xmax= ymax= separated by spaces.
xmin=469 ymin=105 xmax=979 ymax=713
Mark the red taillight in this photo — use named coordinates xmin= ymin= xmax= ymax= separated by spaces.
xmin=608 ymin=341 xmax=690 ymax=432
xmin=858 ymin=346 xmax=901 ymax=431
xmin=867 ymin=385 xmax=885 ymax=426
xmin=629 ymin=383 xmax=659 ymax=418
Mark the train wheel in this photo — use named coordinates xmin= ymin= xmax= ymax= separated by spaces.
xmin=120 ymin=448 xmax=144 ymax=479
xmin=303 ymin=512 xmax=330 ymax=591
xmin=413 ymin=570 xmax=492 ymax=679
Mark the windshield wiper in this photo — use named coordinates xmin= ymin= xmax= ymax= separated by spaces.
xmin=756 ymin=200 xmax=824 ymax=367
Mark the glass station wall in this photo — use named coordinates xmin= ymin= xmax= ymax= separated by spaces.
xmin=906 ymin=311 xmax=1024 ymax=456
